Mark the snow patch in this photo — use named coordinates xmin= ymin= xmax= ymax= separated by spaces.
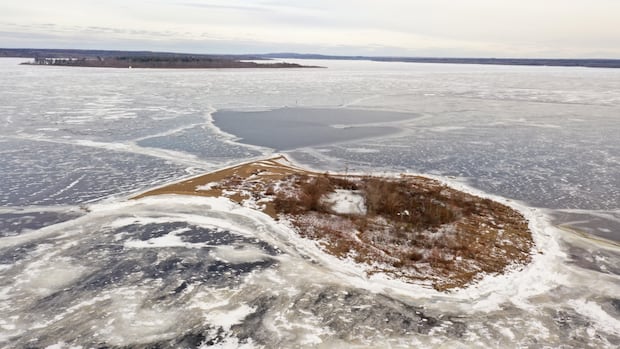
xmin=208 ymin=304 xmax=255 ymax=331
xmin=196 ymin=182 xmax=219 ymax=191
xmin=322 ymin=189 xmax=367 ymax=215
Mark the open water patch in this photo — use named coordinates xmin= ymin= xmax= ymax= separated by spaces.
xmin=212 ymin=108 xmax=417 ymax=150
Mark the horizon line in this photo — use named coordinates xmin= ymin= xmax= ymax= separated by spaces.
xmin=1 ymin=47 xmax=620 ymax=61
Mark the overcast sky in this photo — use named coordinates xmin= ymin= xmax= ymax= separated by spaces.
xmin=1 ymin=0 xmax=619 ymax=57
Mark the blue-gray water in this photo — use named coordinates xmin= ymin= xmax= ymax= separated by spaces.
xmin=212 ymin=108 xmax=416 ymax=150
xmin=0 ymin=58 xmax=618 ymax=348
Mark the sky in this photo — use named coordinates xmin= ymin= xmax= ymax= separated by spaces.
xmin=1 ymin=0 xmax=619 ymax=58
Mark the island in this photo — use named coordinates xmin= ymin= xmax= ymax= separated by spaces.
xmin=20 ymin=56 xmax=317 ymax=69
xmin=0 ymin=48 xmax=318 ymax=69
xmin=134 ymin=156 xmax=534 ymax=291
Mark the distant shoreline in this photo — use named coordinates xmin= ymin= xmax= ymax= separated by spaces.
xmin=2 ymin=48 xmax=619 ymax=68
xmin=264 ymin=53 xmax=620 ymax=69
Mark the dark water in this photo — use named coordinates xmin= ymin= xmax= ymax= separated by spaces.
xmin=213 ymin=108 xmax=417 ymax=150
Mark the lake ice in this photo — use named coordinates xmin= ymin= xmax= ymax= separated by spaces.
xmin=0 ymin=58 xmax=619 ymax=348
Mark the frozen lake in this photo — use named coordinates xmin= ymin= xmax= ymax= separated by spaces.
xmin=0 ymin=58 xmax=618 ymax=348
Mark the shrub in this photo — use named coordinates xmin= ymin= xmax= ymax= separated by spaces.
xmin=405 ymin=250 xmax=424 ymax=262
xmin=273 ymin=174 xmax=334 ymax=213
xmin=274 ymin=192 xmax=302 ymax=214
xmin=362 ymin=177 xmax=457 ymax=230
xmin=264 ymin=185 xmax=276 ymax=196
xmin=300 ymin=175 xmax=333 ymax=211
xmin=328 ymin=176 xmax=358 ymax=190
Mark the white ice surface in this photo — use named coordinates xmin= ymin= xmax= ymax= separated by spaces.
xmin=44 ymin=343 xmax=83 ymax=349
xmin=207 ymin=304 xmax=255 ymax=331
xmin=15 ymin=257 xmax=88 ymax=298
xmin=211 ymin=245 xmax=270 ymax=264
xmin=124 ymin=227 xmax=194 ymax=248
xmin=570 ymin=299 xmax=620 ymax=337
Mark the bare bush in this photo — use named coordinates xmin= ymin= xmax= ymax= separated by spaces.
xmin=362 ymin=178 xmax=457 ymax=229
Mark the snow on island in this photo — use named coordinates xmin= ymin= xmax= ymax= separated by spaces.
xmin=322 ymin=190 xmax=367 ymax=215
xmin=134 ymin=156 xmax=534 ymax=291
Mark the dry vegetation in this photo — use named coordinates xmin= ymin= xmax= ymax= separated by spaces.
xmin=135 ymin=156 xmax=534 ymax=291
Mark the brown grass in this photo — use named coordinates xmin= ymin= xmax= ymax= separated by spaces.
xmin=269 ymin=172 xmax=533 ymax=290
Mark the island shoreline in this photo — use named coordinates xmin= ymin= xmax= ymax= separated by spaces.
xmin=133 ymin=156 xmax=536 ymax=291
